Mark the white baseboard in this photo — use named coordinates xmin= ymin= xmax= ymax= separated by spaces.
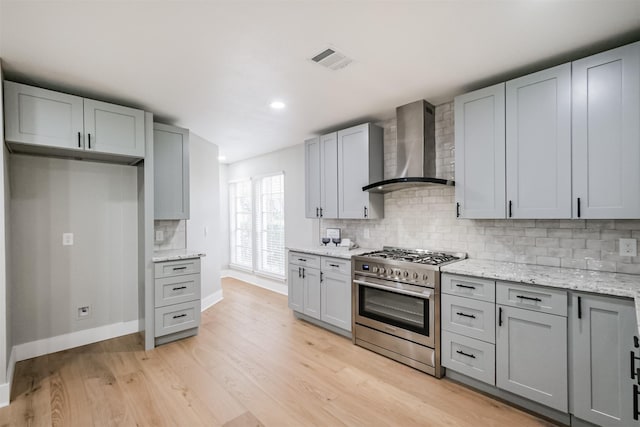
xmin=202 ymin=290 xmax=223 ymax=312
xmin=13 ymin=319 xmax=141 ymax=363
xmin=0 ymin=347 xmax=16 ymax=408
xmin=221 ymin=269 xmax=288 ymax=295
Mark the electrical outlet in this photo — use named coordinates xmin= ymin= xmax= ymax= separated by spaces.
xmin=155 ymin=230 xmax=164 ymax=242
xmin=619 ymin=238 xmax=637 ymax=257
xmin=77 ymin=305 xmax=91 ymax=320
xmin=62 ymin=233 xmax=74 ymax=246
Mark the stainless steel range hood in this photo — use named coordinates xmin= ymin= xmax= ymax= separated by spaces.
xmin=363 ymin=100 xmax=454 ymax=193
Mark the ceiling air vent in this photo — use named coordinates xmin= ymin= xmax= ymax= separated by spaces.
xmin=311 ymin=48 xmax=352 ymax=70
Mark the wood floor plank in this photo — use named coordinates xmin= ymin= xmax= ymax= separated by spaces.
xmin=0 ymin=277 xmax=559 ymax=426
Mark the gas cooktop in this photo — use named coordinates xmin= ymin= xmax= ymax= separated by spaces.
xmin=362 ymin=247 xmax=465 ymax=266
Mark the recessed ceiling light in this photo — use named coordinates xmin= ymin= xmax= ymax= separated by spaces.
xmin=270 ymin=100 xmax=286 ymax=110
xmin=218 ymin=155 xmax=226 ymax=162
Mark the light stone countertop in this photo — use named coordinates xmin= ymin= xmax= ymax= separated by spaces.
xmin=152 ymin=249 xmax=207 ymax=262
xmin=287 ymin=246 xmax=378 ymax=260
xmin=441 ymin=259 xmax=640 ymax=335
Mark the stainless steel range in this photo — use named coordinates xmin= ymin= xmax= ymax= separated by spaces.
xmin=352 ymin=247 xmax=466 ymax=377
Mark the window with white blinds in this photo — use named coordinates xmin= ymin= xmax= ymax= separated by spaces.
xmin=229 ymin=173 xmax=285 ymax=278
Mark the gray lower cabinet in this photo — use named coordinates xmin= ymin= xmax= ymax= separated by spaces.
xmin=288 ymin=251 xmax=352 ymax=333
xmin=571 ymin=293 xmax=639 ymax=426
xmin=153 ymin=257 xmax=201 ymax=344
xmin=496 ymin=304 xmax=568 ymax=412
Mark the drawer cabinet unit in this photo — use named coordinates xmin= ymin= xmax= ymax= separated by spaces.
xmin=154 ymin=123 xmax=190 ymax=220
xmin=442 ymin=330 xmax=496 ymax=385
xmin=442 ymin=273 xmax=496 ymax=302
xmin=287 ymin=251 xmax=352 ymax=333
xmin=571 ymin=293 xmax=639 ymax=426
xmin=442 ymin=294 xmax=495 ymax=343
xmin=4 ymin=81 xmax=145 ymax=161
xmin=153 ymin=257 xmax=201 ymax=345
xmin=496 ymin=281 xmax=567 ymax=316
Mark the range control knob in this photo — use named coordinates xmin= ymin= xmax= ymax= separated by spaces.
xmin=380 ymin=268 xmax=387 ymax=275
xmin=412 ymin=272 xmax=419 ymax=280
xmin=403 ymin=271 xmax=409 ymax=278
xmin=371 ymin=266 xmax=378 ymax=273
xmin=423 ymin=274 xmax=429 ymax=281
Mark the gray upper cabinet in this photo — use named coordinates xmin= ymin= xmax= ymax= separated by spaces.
xmin=304 ymin=137 xmax=321 ymax=219
xmin=84 ymin=99 xmax=145 ymax=157
xmin=337 ymin=123 xmax=384 ymax=219
xmin=4 ymin=81 xmax=145 ymax=160
xmin=4 ymin=81 xmax=84 ymax=150
xmin=304 ymin=134 xmax=338 ymax=219
xmin=154 ymin=123 xmax=190 ymax=220
xmin=454 ymin=83 xmax=506 ymax=219
xmin=496 ymin=304 xmax=568 ymax=412
xmin=571 ymin=293 xmax=639 ymax=426
xmin=506 ymin=64 xmax=572 ymax=219
xmin=572 ymin=42 xmax=640 ymax=219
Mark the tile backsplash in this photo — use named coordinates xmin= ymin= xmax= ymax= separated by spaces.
xmin=154 ymin=220 xmax=187 ymax=251
xmin=322 ymin=101 xmax=640 ymax=275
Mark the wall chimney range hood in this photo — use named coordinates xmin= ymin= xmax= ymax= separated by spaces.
xmin=363 ymin=100 xmax=454 ymax=193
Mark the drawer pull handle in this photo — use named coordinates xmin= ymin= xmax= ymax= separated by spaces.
xmin=456 ymin=312 xmax=476 ymax=319
xmin=329 ymin=263 xmax=340 ymax=268
xmin=631 ymin=351 xmax=640 ymax=384
xmin=298 ymin=258 xmax=307 ymax=262
xmin=455 ymin=284 xmax=476 ymax=290
xmin=456 ymin=350 xmax=476 ymax=359
xmin=516 ymin=295 xmax=542 ymax=302
xmin=635 ymin=336 xmax=639 ymax=348
xmin=634 ymin=384 xmax=640 ymax=420
xmin=172 ymin=286 xmax=187 ymax=291
xmin=172 ymin=313 xmax=187 ymax=319
xmin=172 ymin=267 xmax=187 ymax=271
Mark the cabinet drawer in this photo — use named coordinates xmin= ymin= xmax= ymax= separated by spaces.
xmin=288 ymin=251 xmax=321 ymax=269
xmin=155 ymin=301 xmax=201 ymax=337
xmin=321 ymin=257 xmax=350 ymax=276
xmin=154 ymin=274 xmax=200 ymax=308
xmin=154 ymin=258 xmax=201 ymax=278
xmin=497 ymin=282 xmax=567 ymax=316
xmin=442 ymin=274 xmax=496 ymax=302
xmin=442 ymin=330 xmax=496 ymax=385
xmin=442 ymin=294 xmax=496 ymax=343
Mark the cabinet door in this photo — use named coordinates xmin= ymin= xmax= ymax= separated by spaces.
xmin=84 ymin=98 xmax=145 ymax=157
xmin=288 ymin=265 xmax=304 ymax=312
xmin=337 ymin=124 xmax=383 ymax=219
xmin=571 ymin=293 xmax=638 ymax=426
xmin=154 ymin=123 xmax=190 ymax=220
xmin=572 ymin=41 xmax=640 ymax=218
xmin=3 ymin=81 xmax=84 ymax=150
xmin=496 ymin=305 xmax=568 ymax=412
xmin=320 ymin=132 xmax=338 ymax=219
xmin=454 ymin=83 xmax=506 ymax=219
xmin=506 ymin=64 xmax=572 ymax=219
xmin=304 ymin=137 xmax=321 ymax=218
xmin=303 ymin=267 xmax=321 ymax=320
xmin=321 ymin=271 xmax=351 ymax=331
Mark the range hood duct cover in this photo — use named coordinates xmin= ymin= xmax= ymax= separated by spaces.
xmin=363 ymin=100 xmax=454 ymax=193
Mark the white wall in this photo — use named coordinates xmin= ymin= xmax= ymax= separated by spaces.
xmin=221 ymin=143 xmax=318 ymax=274
xmin=0 ymin=63 xmax=8 ymax=384
xmin=186 ymin=133 xmax=221 ymax=304
xmin=10 ymin=155 xmax=139 ymax=344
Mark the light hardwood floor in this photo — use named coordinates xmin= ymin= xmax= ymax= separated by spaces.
xmin=0 ymin=278 xmax=557 ymax=426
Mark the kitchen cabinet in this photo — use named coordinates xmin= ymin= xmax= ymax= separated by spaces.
xmin=288 ymin=251 xmax=352 ymax=333
xmin=572 ymin=41 xmax=640 ymax=219
xmin=571 ymin=293 xmax=639 ymax=426
xmin=304 ymin=133 xmax=338 ymax=219
xmin=506 ymin=64 xmax=572 ymax=219
xmin=337 ymin=123 xmax=384 ymax=219
xmin=153 ymin=257 xmax=201 ymax=345
xmin=154 ymin=123 xmax=190 ymax=220
xmin=4 ymin=81 xmax=145 ymax=160
xmin=454 ymin=83 xmax=506 ymax=219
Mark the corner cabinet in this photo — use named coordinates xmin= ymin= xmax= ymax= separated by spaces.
xmin=454 ymin=83 xmax=506 ymax=219
xmin=572 ymin=41 xmax=640 ymax=219
xmin=3 ymin=81 xmax=145 ymax=162
xmin=305 ymin=133 xmax=338 ymax=219
xmin=571 ymin=293 xmax=639 ymax=426
xmin=154 ymin=123 xmax=190 ymax=220
xmin=337 ymin=123 xmax=384 ymax=219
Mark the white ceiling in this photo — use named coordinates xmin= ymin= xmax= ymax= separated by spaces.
xmin=1 ymin=1 xmax=639 ymax=163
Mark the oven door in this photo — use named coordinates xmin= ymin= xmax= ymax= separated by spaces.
xmin=353 ymin=275 xmax=435 ymax=348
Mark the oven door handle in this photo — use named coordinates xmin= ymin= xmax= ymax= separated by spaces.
xmin=353 ymin=279 xmax=432 ymax=299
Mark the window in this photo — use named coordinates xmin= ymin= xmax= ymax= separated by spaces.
xmin=229 ymin=173 xmax=285 ymax=278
